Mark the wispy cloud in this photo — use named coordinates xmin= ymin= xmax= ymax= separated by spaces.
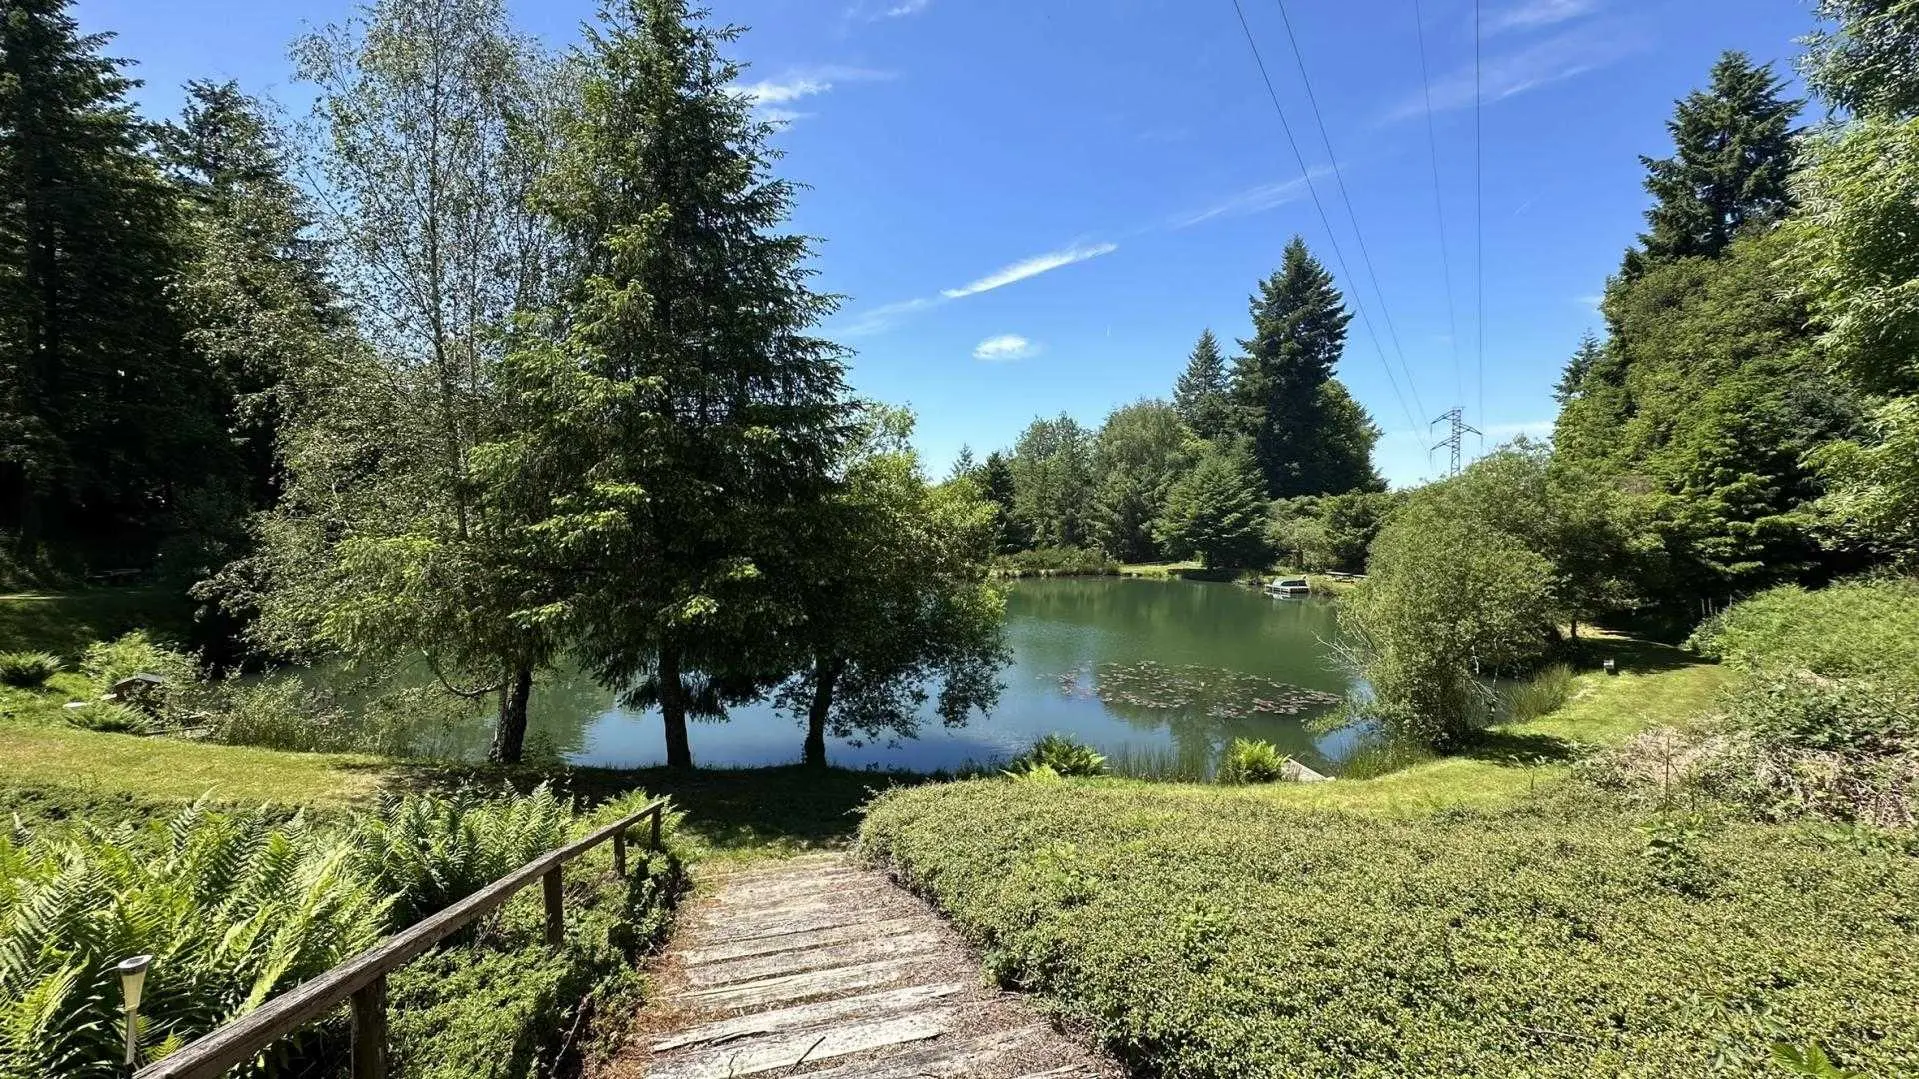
xmin=974 ymin=334 xmax=1038 ymax=362
xmin=1173 ymin=172 xmax=1325 ymax=229
xmin=880 ymin=0 xmax=930 ymax=16
xmin=1486 ymin=0 xmax=1600 ymax=35
xmin=834 ymin=296 xmax=938 ymax=338
xmin=735 ymin=66 xmax=893 ymax=120
xmin=941 ymin=242 xmax=1119 ymax=299
xmin=1575 ymin=294 xmax=1603 ymax=310
xmin=1382 ymin=24 xmax=1644 ymax=122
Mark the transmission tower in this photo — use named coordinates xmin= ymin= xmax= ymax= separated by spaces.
xmin=1431 ymin=408 xmax=1479 ymax=477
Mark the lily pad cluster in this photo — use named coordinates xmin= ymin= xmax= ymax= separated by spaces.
xmin=1051 ymin=661 xmax=1341 ymax=718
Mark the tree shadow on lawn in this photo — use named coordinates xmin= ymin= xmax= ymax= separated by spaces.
xmin=1456 ymin=729 xmax=1580 ymax=766
xmin=381 ymin=762 xmax=937 ymax=858
xmin=1562 ymin=633 xmax=1701 ymax=676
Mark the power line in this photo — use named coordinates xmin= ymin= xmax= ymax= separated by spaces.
xmin=1411 ymin=0 xmax=1464 ymax=413
xmin=1227 ymin=0 xmax=1422 ymax=441
xmin=1474 ymin=0 xmax=1486 ymax=451
xmin=1268 ymin=0 xmax=1426 ymax=423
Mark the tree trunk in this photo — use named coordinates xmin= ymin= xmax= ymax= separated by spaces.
xmin=1569 ymin=618 xmax=1579 ymax=641
xmin=659 ymin=642 xmax=693 ymax=770
xmin=803 ymin=656 xmax=842 ymax=769
xmin=489 ymin=664 xmax=534 ymax=765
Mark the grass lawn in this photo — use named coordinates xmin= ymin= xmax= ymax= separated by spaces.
xmin=1 ymin=724 xmax=387 ymax=807
xmin=0 ymin=585 xmax=194 ymax=657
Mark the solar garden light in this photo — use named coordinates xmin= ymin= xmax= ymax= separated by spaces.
xmin=117 ymin=954 xmax=152 ymax=1076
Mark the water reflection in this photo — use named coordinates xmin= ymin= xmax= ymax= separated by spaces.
xmin=417 ymin=578 xmax=1363 ymax=773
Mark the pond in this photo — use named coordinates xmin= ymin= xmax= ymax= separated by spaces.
xmin=421 ymin=577 xmax=1364 ymax=775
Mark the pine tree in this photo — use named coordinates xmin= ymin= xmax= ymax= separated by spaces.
xmin=977 ymin=450 xmax=1024 ymax=552
xmin=1553 ymin=331 xmax=1605 ymax=406
xmin=0 ymin=0 xmax=211 ymax=566
xmin=1229 ymin=236 xmax=1363 ymax=498
xmin=493 ymin=0 xmax=853 ymax=769
xmin=1637 ymin=52 xmax=1800 ymax=264
xmin=1172 ymin=329 xmax=1231 ymax=440
xmin=1155 ymin=440 xmax=1269 ymax=569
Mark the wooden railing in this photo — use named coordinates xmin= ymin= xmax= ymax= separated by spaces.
xmin=135 ymin=797 xmax=671 ymax=1079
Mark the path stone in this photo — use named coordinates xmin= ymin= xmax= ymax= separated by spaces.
xmin=604 ymin=855 xmax=1119 ymax=1079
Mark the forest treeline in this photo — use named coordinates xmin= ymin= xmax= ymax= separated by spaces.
xmin=955 ymin=236 xmax=1396 ymax=573
xmin=0 ymin=0 xmax=1008 ymax=768
xmin=1344 ymin=1 xmax=1919 ymax=750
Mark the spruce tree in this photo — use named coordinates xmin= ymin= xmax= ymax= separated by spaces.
xmin=1229 ymin=236 xmax=1362 ymax=498
xmin=1155 ymin=439 xmax=1270 ymax=569
xmin=0 ymin=0 xmax=209 ymax=566
xmin=1173 ymin=329 xmax=1231 ymax=440
xmin=494 ymin=0 xmax=853 ymax=769
xmin=1637 ymin=52 xmax=1800 ymax=264
xmin=978 ymin=450 xmax=1024 ymax=552
xmin=1554 ymin=331 xmax=1605 ymax=406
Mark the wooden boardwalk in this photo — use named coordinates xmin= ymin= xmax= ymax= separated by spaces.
xmin=603 ymin=853 xmax=1117 ymax=1079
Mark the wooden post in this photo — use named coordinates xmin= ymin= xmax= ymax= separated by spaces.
xmin=350 ymin=975 xmax=386 ymax=1079
xmin=543 ymin=866 xmax=564 ymax=945
xmin=612 ymin=829 xmax=627 ymax=876
xmin=649 ymin=805 xmax=663 ymax=850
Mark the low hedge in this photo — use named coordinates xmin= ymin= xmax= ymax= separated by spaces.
xmin=860 ymin=779 xmax=1919 ymax=1078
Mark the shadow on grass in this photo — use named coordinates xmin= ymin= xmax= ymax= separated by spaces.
xmin=1562 ymin=634 xmax=1701 ymax=676
xmin=381 ymin=762 xmax=938 ymax=859
xmin=1456 ymin=729 xmax=1580 ymax=766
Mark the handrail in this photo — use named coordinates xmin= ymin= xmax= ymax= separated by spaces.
xmin=135 ymin=796 xmax=671 ymax=1079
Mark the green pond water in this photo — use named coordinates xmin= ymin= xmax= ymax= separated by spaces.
xmin=412 ymin=577 xmax=1364 ymax=774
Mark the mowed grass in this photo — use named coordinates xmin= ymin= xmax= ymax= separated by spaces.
xmin=0 ymin=586 xmax=194 ymax=658
xmin=0 ymin=724 xmax=386 ymax=808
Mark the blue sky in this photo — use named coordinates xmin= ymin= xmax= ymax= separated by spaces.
xmin=80 ymin=0 xmax=1818 ymax=486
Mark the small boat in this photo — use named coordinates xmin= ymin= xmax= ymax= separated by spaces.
xmin=1264 ymin=576 xmax=1311 ymax=598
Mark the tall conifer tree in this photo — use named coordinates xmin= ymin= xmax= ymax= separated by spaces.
xmin=1636 ymin=51 xmax=1800 ymax=265
xmin=493 ymin=0 xmax=853 ymax=769
xmin=1173 ymin=329 xmax=1231 ymax=441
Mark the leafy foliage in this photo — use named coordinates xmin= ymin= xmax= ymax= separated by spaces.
xmin=1154 ymin=440 xmax=1269 ymax=569
xmin=0 ymin=803 xmax=391 ymax=1078
xmin=0 ymin=652 xmax=60 ymax=687
xmin=0 ymin=787 xmax=687 ymax=1079
xmin=862 ymin=781 xmax=1919 ymax=1079
xmin=1009 ymin=734 xmax=1108 ymax=777
xmin=1341 ymin=477 xmax=1557 ymax=747
xmin=1216 ymin=737 xmax=1287 ymax=784
xmin=62 ymin=701 xmax=151 ymax=735
xmin=353 ymin=784 xmax=569 ymax=923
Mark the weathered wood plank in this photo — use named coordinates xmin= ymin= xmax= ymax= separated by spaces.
xmin=789 ymin=1026 xmax=1042 ymax=1079
xmin=672 ymin=958 xmax=924 ymax=1011
xmin=652 ymin=982 xmax=966 ymax=1052
xmin=707 ymin=878 xmax=877 ymax=912
xmin=683 ymin=930 xmax=945 ymax=988
xmin=649 ymin=1008 xmax=955 ymax=1079
xmin=678 ymin=916 xmax=927 ymax=966
xmin=682 ymin=906 xmax=887 ymax=946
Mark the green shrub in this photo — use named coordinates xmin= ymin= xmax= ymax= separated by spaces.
xmin=860 ymin=781 xmax=1919 ymax=1078
xmin=1729 ymin=673 xmax=1915 ymax=756
xmin=353 ymin=784 xmax=571 ymax=924
xmin=1689 ymin=578 xmax=1919 ymax=686
xmin=63 ymin=701 xmax=153 ymax=735
xmin=1009 ymin=734 xmax=1107 ymax=777
xmin=0 ymin=787 xmax=690 ymax=1079
xmin=0 ymin=803 xmax=391 ymax=1078
xmin=995 ymin=547 xmax=1118 ymax=578
xmin=0 ymin=651 xmax=62 ymax=688
xmin=78 ymin=631 xmax=197 ymax=690
xmin=1499 ymin=664 xmax=1576 ymax=723
xmin=1216 ymin=738 xmax=1287 ymax=784
xmin=202 ymin=674 xmax=424 ymax=758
